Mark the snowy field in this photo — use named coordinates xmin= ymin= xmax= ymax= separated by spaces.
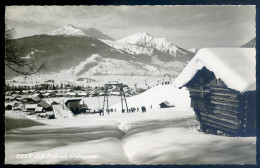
xmin=5 ymin=85 xmax=256 ymax=165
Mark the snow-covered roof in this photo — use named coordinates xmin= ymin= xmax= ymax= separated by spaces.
xmin=25 ymin=104 xmax=38 ymax=109
xmin=35 ymin=107 xmax=43 ymax=112
xmin=174 ymin=48 xmax=256 ymax=93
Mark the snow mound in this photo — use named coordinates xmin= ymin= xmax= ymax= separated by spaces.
xmin=5 ymin=111 xmax=45 ymax=131
xmin=111 ymin=85 xmax=191 ymax=110
xmin=117 ymin=33 xmax=181 ymax=57
xmin=174 ymin=48 xmax=256 ymax=92
xmin=47 ymin=24 xmax=87 ymax=37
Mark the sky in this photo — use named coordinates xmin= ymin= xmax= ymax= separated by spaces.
xmin=5 ymin=5 xmax=255 ymax=49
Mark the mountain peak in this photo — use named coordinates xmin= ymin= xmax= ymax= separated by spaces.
xmin=134 ymin=32 xmax=152 ymax=37
xmin=65 ymin=24 xmax=76 ymax=28
xmin=46 ymin=24 xmax=86 ymax=37
xmin=117 ymin=33 xmax=183 ymax=56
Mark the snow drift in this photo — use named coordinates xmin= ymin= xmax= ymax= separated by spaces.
xmin=174 ymin=48 xmax=256 ymax=92
xmin=5 ymin=111 xmax=45 ymax=131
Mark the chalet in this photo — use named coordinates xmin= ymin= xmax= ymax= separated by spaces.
xmin=159 ymin=101 xmax=175 ymax=108
xmin=65 ymin=99 xmax=82 ymax=114
xmin=174 ymin=48 xmax=256 ymax=136
xmin=24 ymin=104 xmax=38 ymax=112
xmin=64 ymin=99 xmax=89 ymax=114
xmin=38 ymin=101 xmax=53 ymax=111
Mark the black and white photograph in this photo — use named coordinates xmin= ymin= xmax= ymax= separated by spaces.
xmin=4 ymin=5 xmax=256 ymax=165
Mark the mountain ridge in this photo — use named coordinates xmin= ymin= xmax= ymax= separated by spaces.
xmin=6 ymin=25 xmax=195 ymax=80
xmin=46 ymin=24 xmax=114 ymax=40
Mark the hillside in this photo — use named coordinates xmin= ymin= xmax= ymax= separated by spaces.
xmin=5 ymin=25 xmax=195 ymax=81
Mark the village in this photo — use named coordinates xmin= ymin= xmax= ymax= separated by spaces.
xmin=4 ymin=80 xmax=151 ymax=119
xmin=4 ymin=5 xmax=256 ymax=165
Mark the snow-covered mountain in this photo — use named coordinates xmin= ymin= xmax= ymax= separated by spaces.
xmin=116 ymin=33 xmax=191 ymax=58
xmin=46 ymin=24 xmax=114 ymax=40
xmin=65 ymin=54 xmax=166 ymax=76
xmin=64 ymin=53 xmax=186 ymax=78
xmin=47 ymin=24 xmax=87 ymax=37
xmin=101 ymin=39 xmax=154 ymax=56
xmin=6 ymin=25 xmax=195 ymax=80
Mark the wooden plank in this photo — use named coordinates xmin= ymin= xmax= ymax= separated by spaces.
xmin=211 ymin=87 xmax=238 ymax=93
xmin=210 ymin=95 xmax=239 ymax=103
xmin=211 ymin=100 xmax=239 ymax=108
xmin=212 ymin=104 xmax=239 ymax=113
xmin=201 ymin=119 xmax=239 ymax=134
xmin=210 ymin=109 xmax=240 ymax=119
xmin=211 ymin=92 xmax=238 ymax=98
xmin=200 ymin=115 xmax=240 ymax=129
xmin=200 ymin=111 xmax=241 ymax=126
xmin=211 ymin=109 xmax=241 ymax=117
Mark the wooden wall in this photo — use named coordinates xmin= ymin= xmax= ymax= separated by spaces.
xmin=186 ymin=67 xmax=256 ymax=136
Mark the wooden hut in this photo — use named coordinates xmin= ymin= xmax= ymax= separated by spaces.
xmin=174 ymin=48 xmax=256 ymax=136
xmin=159 ymin=101 xmax=175 ymax=108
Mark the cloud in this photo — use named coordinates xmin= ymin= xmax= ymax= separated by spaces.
xmin=5 ymin=5 xmax=255 ymax=48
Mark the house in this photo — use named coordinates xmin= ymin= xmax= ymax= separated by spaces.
xmin=65 ymin=99 xmax=82 ymax=114
xmin=38 ymin=101 xmax=53 ymax=111
xmin=31 ymin=97 xmax=42 ymax=103
xmin=174 ymin=48 xmax=256 ymax=136
xmin=159 ymin=101 xmax=175 ymax=108
xmin=24 ymin=104 xmax=38 ymax=112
